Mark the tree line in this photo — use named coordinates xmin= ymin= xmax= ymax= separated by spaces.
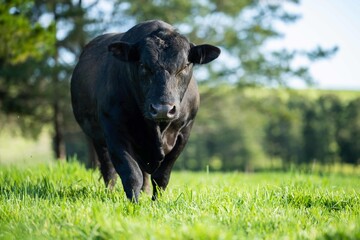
xmin=175 ymin=87 xmax=360 ymax=171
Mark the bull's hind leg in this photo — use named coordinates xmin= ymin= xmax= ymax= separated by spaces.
xmin=141 ymin=171 xmax=151 ymax=194
xmin=93 ymin=143 xmax=117 ymax=189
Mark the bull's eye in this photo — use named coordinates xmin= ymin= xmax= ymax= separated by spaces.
xmin=140 ymin=63 xmax=153 ymax=75
xmin=177 ymin=63 xmax=191 ymax=76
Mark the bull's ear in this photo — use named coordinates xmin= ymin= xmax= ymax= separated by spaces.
xmin=188 ymin=44 xmax=221 ymax=64
xmin=108 ymin=41 xmax=140 ymax=62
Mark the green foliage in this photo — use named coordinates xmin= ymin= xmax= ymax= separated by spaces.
xmin=0 ymin=0 xmax=55 ymax=65
xmin=0 ymin=58 xmax=53 ymax=138
xmin=0 ymin=162 xmax=359 ymax=239
xmin=178 ymin=85 xmax=266 ymax=171
xmin=302 ymin=95 xmax=343 ymax=164
xmin=0 ymin=0 xmax=100 ymax=154
xmin=263 ymin=94 xmax=304 ymax=166
xmin=337 ymin=98 xmax=360 ymax=165
xmin=114 ymin=0 xmax=336 ymax=86
xmin=175 ymin=87 xmax=360 ymax=171
xmin=0 ymin=0 xmax=56 ymax=138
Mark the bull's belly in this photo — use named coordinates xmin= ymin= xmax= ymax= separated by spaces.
xmin=78 ymin=117 xmax=105 ymax=144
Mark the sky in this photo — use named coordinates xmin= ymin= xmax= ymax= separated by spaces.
xmin=268 ymin=0 xmax=360 ymax=90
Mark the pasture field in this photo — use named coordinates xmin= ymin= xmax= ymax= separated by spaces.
xmin=0 ymin=161 xmax=359 ymax=240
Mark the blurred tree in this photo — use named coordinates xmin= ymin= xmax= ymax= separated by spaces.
xmin=176 ymin=86 xmax=266 ymax=171
xmin=337 ymin=98 xmax=360 ymax=165
xmin=35 ymin=0 xmax=106 ymax=160
xmin=302 ymin=94 xmax=343 ymax=165
xmin=0 ymin=0 xmax=55 ymax=138
xmin=0 ymin=0 xmax=102 ymax=160
xmin=0 ymin=0 xmax=55 ymax=65
xmin=262 ymin=94 xmax=304 ymax=169
xmin=113 ymin=0 xmax=337 ymax=86
xmin=177 ymin=88 xmax=359 ymax=171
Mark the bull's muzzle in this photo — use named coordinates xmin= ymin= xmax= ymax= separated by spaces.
xmin=149 ymin=103 xmax=177 ymax=121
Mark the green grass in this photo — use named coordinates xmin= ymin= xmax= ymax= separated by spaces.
xmin=0 ymin=162 xmax=359 ymax=240
xmin=0 ymin=129 xmax=53 ymax=165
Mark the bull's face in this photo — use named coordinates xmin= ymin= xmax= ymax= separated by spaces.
xmin=108 ymin=30 xmax=220 ymax=123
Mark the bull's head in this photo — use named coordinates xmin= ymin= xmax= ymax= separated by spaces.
xmin=108 ymin=29 xmax=220 ymax=123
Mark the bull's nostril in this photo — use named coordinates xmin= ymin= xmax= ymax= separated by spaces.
xmin=168 ymin=105 xmax=176 ymax=115
xmin=149 ymin=104 xmax=158 ymax=115
xmin=149 ymin=103 xmax=177 ymax=120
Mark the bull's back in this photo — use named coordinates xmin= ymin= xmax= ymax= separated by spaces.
xmin=70 ymin=33 xmax=124 ymax=140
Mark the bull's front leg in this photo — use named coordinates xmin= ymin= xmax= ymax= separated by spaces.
xmin=110 ymin=149 xmax=143 ymax=202
xmin=100 ymin=114 xmax=143 ymax=202
xmin=151 ymin=123 xmax=194 ymax=200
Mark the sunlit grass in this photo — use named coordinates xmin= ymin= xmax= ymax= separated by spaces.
xmin=0 ymin=130 xmax=53 ymax=166
xmin=1 ymin=161 xmax=359 ymax=239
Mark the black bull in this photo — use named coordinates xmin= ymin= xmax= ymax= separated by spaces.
xmin=71 ymin=20 xmax=220 ymax=201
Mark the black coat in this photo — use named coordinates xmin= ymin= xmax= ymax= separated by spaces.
xmin=71 ymin=20 xmax=220 ymax=201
